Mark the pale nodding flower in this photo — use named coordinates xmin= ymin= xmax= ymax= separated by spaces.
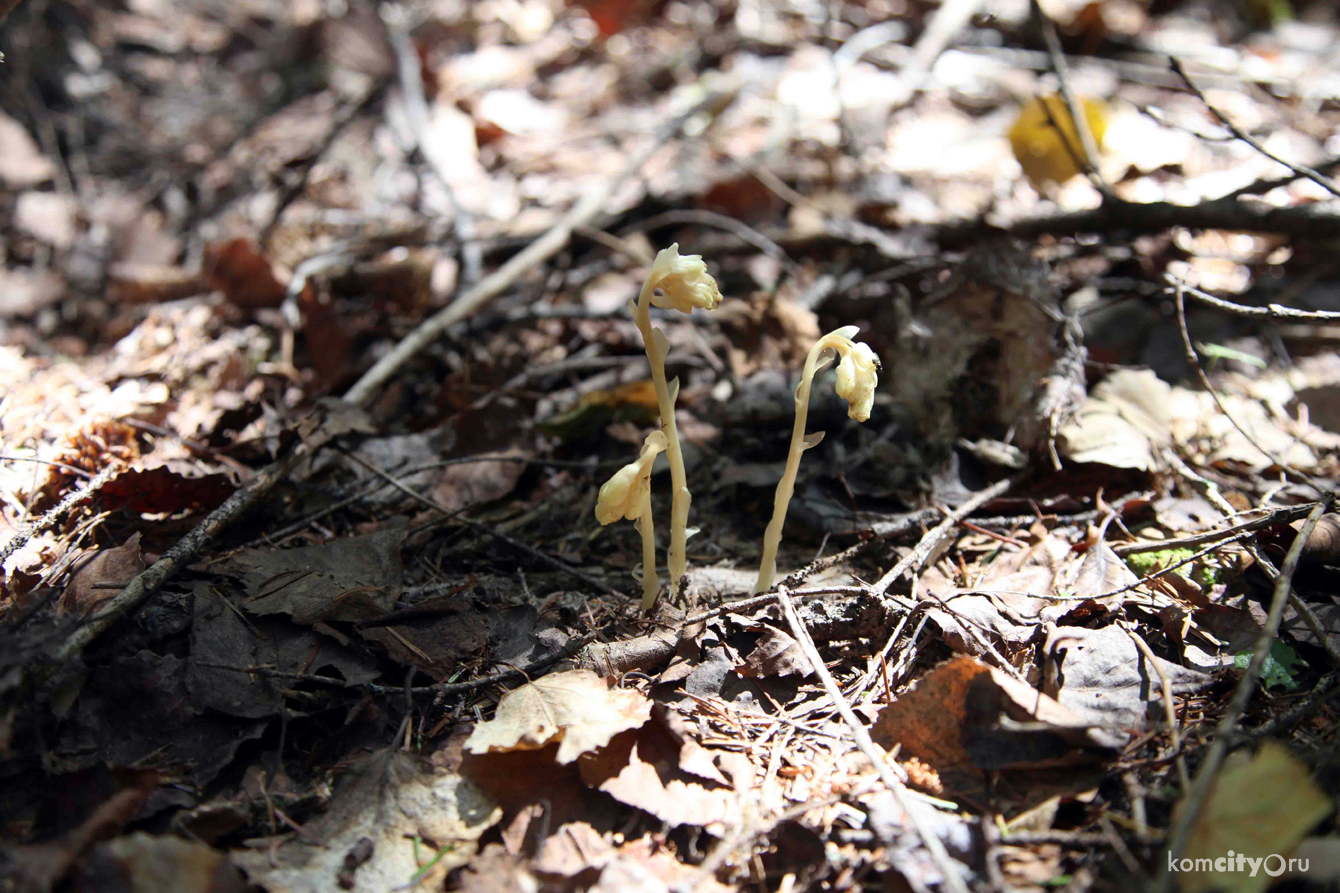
xmin=754 ymin=326 xmax=880 ymax=593
xmin=629 ymin=244 xmax=722 ymax=607
xmin=595 ymin=430 xmax=670 ymax=611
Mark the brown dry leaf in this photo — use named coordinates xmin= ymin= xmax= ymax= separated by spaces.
xmin=734 ymin=624 xmax=810 ymax=678
xmin=588 ymin=835 xmax=734 ymax=893
xmin=464 ymin=669 xmax=653 ymax=765
xmin=531 ymin=821 xmax=612 ymax=878
xmin=99 ymin=464 xmax=235 ymax=516
xmin=78 ymin=833 xmax=249 ymax=893
xmin=1294 ymin=514 xmax=1340 ymax=564
xmin=107 ymin=263 xmax=206 ymax=306
xmin=571 ymin=0 xmax=661 ymax=37
xmin=297 ymin=285 xmax=352 ymax=388
xmin=583 ymin=737 xmax=742 ymax=832
xmin=232 ymin=751 xmax=500 ymax=893
xmin=456 ymin=843 xmax=535 ymax=893
xmin=872 ymin=656 xmax=1125 ymax=777
xmin=216 ymin=528 xmax=405 ymax=626
xmin=203 ymin=238 xmax=288 ymax=310
xmin=60 ymin=532 xmax=146 ymax=617
xmin=188 ymin=582 xmax=380 ymax=719
xmin=1069 ymin=542 xmax=1140 ymax=611
xmin=1189 ymin=390 xmax=1323 ymax=472
xmin=460 ymin=741 xmax=621 ymax=834
xmin=58 ymin=651 xmax=267 ymax=788
xmin=578 ymin=709 xmax=747 ymax=833
xmin=0 ymin=777 xmax=157 ymax=893
xmin=430 ymin=450 xmax=528 ymax=513
xmin=1176 ymin=742 xmax=1331 ymax=893
xmin=16 ymin=191 xmax=79 ymax=250
xmin=0 ymin=267 xmax=65 ymax=316
xmin=917 ymin=538 xmax=1065 ymax=657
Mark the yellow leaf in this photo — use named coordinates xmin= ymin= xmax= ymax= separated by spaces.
xmin=1008 ymin=94 xmax=1109 ymax=188
xmin=1174 ymin=742 xmax=1331 ymax=893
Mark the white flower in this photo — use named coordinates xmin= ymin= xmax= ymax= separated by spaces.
xmin=645 ymin=243 xmax=722 ymax=314
xmin=834 ymin=340 xmax=879 ymax=422
xmin=595 ymin=431 xmax=669 ymax=525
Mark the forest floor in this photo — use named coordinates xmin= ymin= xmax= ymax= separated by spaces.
xmin=3 ymin=0 xmax=1340 ymax=891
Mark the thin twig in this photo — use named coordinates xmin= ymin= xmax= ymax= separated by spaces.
xmin=1170 ymin=57 xmax=1340 ymax=200
xmin=682 ymin=585 xmax=913 ymax=627
xmin=622 ymin=209 xmax=796 ymax=271
xmin=1120 ymin=622 xmax=1189 ymax=790
xmin=1173 ymin=277 xmax=1327 ymax=496
xmin=0 ymin=465 xmax=115 ymax=568
xmin=673 ymin=793 xmax=847 ymax=892
xmin=944 ymin=196 xmax=1340 ymax=245
xmin=871 ymin=475 xmax=1021 ymax=597
xmin=1156 ymin=501 xmax=1328 ymax=892
xmin=1247 ymin=549 xmax=1340 ymax=671
xmin=1221 ymin=156 xmax=1340 ymax=201
xmin=1168 ymin=276 xmax=1340 ymax=322
xmin=40 ymin=430 xmax=335 ymax=678
xmin=342 ymin=81 xmax=738 ymax=407
xmin=382 ymin=4 xmax=482 ymax=287
xmin=775 ymin=587 xmax=970 ymax=893
xmin=198 ymin=628 xmax=602 ymax=699
xmin=1112 ymin=502 xmax=1320 ymax=555
xmin=1236 ymin=670 xmax=1340 ymax=741
xmin=337 ymin=448 xmax=621 ymax=597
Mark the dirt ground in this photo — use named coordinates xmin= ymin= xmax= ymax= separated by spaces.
xmin=3 ymin=0 xmax=1340 ymax=890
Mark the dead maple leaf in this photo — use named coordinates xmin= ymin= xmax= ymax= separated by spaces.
xmin=464 ymin=669 xmax=653 ymax=765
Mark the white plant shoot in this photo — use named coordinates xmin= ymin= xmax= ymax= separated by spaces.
xmin=754 ymin=326 xmax=879 ymax=593
xmin=630 ymin=243 xmax=722 ymax=604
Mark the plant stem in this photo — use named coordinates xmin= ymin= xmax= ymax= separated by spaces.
xmin=636 ymin=505 xmax=658 ymax=611
xmin=633 ymin=286 xmax=690 ymax=601
xmin=755 ymin=337 xmax=834 ymax=593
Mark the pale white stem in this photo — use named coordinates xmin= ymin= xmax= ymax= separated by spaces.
xmin=754 ymin=335 xmax=843 ymax=593
xmin=633 ymin=286 xmax=690 ymax=602
xmin=635 ymin=505 xmax=658 ymax=611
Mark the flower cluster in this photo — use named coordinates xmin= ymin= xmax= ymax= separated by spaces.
xmin=644 ymin=243 xmax=723 ymax=315
xmin=835 ymin=340 xmax=879 ymax=422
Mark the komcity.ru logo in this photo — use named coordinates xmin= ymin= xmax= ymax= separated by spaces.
xmin=1167 ymin=851 xmax=1308 ymax=878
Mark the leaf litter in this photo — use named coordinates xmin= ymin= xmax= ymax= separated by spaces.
xmin=2 ymin=0 xmax=1340 ymax=891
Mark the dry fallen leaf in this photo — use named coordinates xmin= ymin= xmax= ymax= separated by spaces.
xmin=464 ymin=669 xmax=653 ymax=765
xmin=232 ymin=751 xmax=499 ymax=893
xmin=577 ymin=709 xmax=749 ymax=833
xmin=1176 ymin=742 xmax=1331 ymax=893
xmin=0 ymin=110 xmax=57 ymax=187
xmin=1057 ymin=368 xmax=1172 ymax=471
xmin=1008 ymin=94 xmax=1109 ymax=188
xmin=872 ymin=656 xmax=1125 ymax=776
xmin=60 ymin=532 xmax=146 ymax=616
